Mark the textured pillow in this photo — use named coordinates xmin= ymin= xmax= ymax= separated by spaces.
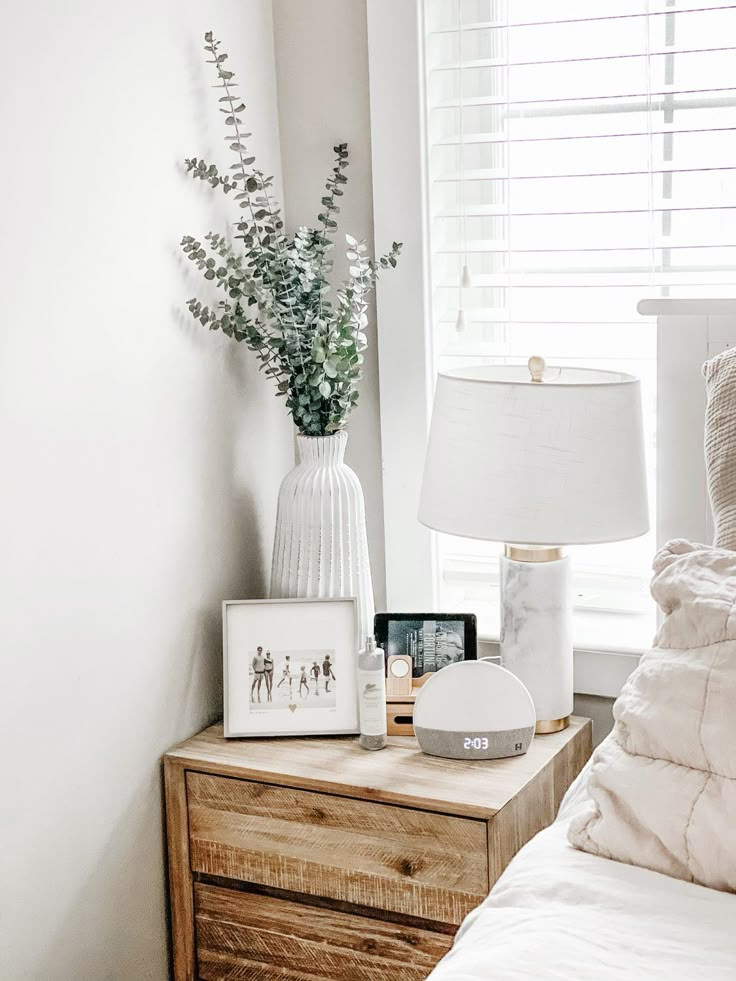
xmin=704 ymin=347 xmax=736 ymax=550
xmin=568 ymin=539 xmax=736 ymax=892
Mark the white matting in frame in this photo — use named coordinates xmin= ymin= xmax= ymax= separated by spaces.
xmin=223 ymin=597 xmax=359 ymax=738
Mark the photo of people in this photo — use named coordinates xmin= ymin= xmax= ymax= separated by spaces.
xmin=248 ymin=649 xmax=337 ymax=710
xmin=224 ymin=598 xmax=358 ymax=738
xmin=387 ymin=619 xmax=466 ymax=676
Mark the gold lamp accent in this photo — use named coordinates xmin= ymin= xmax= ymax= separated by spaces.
xmin=504 ymin=544 xmax=565 ymax=564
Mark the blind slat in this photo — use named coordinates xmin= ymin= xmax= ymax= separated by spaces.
xmin=433 ymin=87 xmax=736 ymax=109
xmin=434 ymin=204 xmax=736 ymax=217
xmin=433 ymin=165 xmax=736 ymax=181
xmin=434 ymin=125 xmax=736 ymax=146
xmin=435 ymin=243 xmax=736 ymax=253
xmin=428 ymin=4 xmax=736 ymax=33
xmin=432 ymin=45 xmax=736 ymax=72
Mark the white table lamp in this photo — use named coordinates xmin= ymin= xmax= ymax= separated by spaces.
xmin=419 ymin=358 xmax=649 ymax=733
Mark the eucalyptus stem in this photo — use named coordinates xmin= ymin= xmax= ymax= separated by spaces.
xmin=215 ymin=54 xmax=307 ymax=384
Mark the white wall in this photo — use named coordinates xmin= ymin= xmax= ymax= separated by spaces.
xmin=0 ymin=3 xmax=292 ymax=978
xmin=573 ymin=695 xmax=614 ymax=747
xmin=272 ymin=0 xmax=388 ymax=608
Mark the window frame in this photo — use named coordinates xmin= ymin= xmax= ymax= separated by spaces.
xmin=366 ymin=0 xmax=727 ymax=697
xmin=367 ymin=0 xmax=438 ymax=612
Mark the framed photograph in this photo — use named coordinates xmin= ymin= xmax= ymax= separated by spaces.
xmin=374 ymin=613 xmax=477 ymax=700
xmin=223 ymin=598 xmax=359 ymax=738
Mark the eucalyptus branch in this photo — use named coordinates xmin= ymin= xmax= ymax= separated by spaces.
xmin=184 ymin=157 xmax=239 ymax=195
xmin=313 ymin=144 xmax=347 ymax=326
xmin=205 ymin=33 xmax=309 ymax=383
xmin=204 ymin=34 xmax=267 ymax=239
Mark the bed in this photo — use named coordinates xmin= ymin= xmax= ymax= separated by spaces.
xmin=428 ymin=337 xmax=736 ymax=981
xmin=428 ymin=763 xmax=736 ymax=980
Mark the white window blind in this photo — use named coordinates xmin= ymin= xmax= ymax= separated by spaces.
xmin=422 ymin=0 xmax=736 ymax=650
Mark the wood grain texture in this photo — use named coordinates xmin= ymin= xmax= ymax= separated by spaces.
xmin=164 ymin=717 xmax=593 ymax=979
xmin=487 ymin=717 xmax=592 ymax=885
xmin=195 ymin=883 xmax=451 ymax=981
xmin=387 ymin=701 xmax=415 ymax=736
xmin=166 ymin=716 xmax=591 ymax=819
xmin=188 ymin=772 xmax=488 ymax=925
xmin=164 ymin=757 xmax=196 ymax=981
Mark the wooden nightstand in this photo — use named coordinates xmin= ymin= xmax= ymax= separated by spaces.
xmin=165 ymin=717 xmax=592 ymax=980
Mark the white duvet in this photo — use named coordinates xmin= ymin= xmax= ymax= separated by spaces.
xmin=428 ymin=767 xmax=736 ymax=980
xmin=569 ymin=541 xmax=736 ymax=891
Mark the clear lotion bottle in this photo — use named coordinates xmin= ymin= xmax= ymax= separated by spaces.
xmin=358 ymin=636 xmax=387 ymax=750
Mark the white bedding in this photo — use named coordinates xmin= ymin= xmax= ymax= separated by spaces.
xmin=428 ymin=765 xmax=736 ymax=980
xmin=569 ymin=541 xmax=736 ymax=891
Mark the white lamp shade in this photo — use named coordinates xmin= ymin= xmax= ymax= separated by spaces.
xmin=419 ymin=365 xmax=649 ymax=545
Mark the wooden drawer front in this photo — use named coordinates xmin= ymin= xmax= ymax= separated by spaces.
xmin=187 ymin=772 xmax=487 ymax=925
xmin=195 ymin=883 xmax=452 ymax=981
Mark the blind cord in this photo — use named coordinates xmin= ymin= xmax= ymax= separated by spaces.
xmin=456 ymin=1 xmax=471 ymax=331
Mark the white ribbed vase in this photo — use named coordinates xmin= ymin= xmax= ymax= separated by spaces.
xmin=270 ymin=431 xmax=374 ymax=643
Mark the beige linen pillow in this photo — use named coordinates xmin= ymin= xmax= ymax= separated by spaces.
xmin=704 ymin=346 xmax=736 ymax=550
xmin=568 ymin=540 xmax=736 ymax=892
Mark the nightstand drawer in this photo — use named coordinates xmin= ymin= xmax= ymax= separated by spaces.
xmin=187 ymin=772 xmax=488 ymax=925
xmin=195 ymin=883 xmax=452 ymax=980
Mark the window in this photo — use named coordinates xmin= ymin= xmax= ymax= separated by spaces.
xmin=367 ymin=1 xmax=736 ymax=655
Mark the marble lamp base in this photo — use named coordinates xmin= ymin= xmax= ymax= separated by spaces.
xmin=500 ymin=544 xmax=574 ymax=733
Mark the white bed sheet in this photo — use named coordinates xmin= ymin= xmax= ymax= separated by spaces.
xmin=428 ymin=765 xmax=736 ymax=980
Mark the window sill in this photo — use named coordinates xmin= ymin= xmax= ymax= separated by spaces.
xmin=478 ymin=637 xmax=642 ymax=699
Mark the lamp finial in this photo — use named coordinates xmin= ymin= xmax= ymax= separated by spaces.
xmin=528 ymin=356 xmax=546 ymax=383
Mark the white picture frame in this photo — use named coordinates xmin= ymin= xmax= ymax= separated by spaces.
xmin=223 ymin=597 xmax=359 ymax=738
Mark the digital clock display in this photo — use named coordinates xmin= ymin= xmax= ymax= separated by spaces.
xmin=463 ymin=736 xmax=490 ymax=751
xmin=413 ymin=724 xmax=530 ymax=760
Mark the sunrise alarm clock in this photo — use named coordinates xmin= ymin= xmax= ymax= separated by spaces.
xmin=413 ymin=660 xmax=536 ymax=760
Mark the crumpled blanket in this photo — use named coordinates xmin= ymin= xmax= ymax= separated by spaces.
xmin=568 ymin=539 xmax=736 ymax=892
